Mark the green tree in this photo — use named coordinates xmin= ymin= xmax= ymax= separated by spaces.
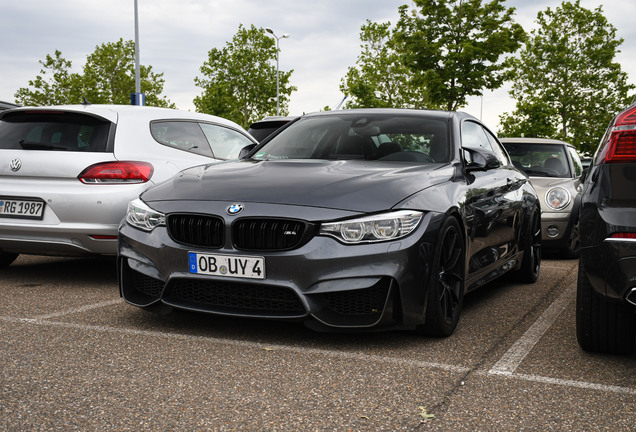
xmin=498 ymin=99 xmax=559 ymax=138
xmin=194 ymin=24 xmax=296 ymax=128
xmin=14 ymin=50 xmax=82 ymax=106
xmin=499 ymin=1 xmax=634 ymax=153
xmin=340 ymin=20 xmax=437 ymax=109
xmin=81 ymin=39 xmax=174 ymax=107
xmin=15 ymin=39 xmax=174 ymax=107
xmin=396 ymin=0 xmax=525 ymax=111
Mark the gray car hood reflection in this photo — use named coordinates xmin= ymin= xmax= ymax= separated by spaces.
xmin=142 ymin=159 xmax=454 ymax=213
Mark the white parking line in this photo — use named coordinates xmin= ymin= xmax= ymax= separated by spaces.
xmin=486 ymin=371 xmax=636 ymax=395
xmin=2 ymin=293 xmax=634 ymax=396
xmin=489 ymin=286 xmax=576 ymax=375
xmin=31 ymin=299 xmax=122 ymax=320
xmin=0 ymin=316 xmax=471 ymax=374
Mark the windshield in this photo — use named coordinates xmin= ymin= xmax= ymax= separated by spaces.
xmin=251 ymin=113 xmax=450 ymax=163
xmin=503 ymin=142 xmax=572 ymax=178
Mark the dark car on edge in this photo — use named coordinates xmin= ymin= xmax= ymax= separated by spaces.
xmin=118 ymin=109 xmax=541 ymax=336
xmin=247 ymin=116 xmax=296 ymax=142
xmin=576 ymin=103 xmax=636 ymax=354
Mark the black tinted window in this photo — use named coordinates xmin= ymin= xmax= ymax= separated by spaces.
xmin=0 ymin=112 xmax=112 ymax=152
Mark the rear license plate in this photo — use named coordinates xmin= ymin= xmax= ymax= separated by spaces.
xmin=0 ymin=198 xmax=45 ymax=220
xmin=188 ymin=252 xmax=265 ymax=279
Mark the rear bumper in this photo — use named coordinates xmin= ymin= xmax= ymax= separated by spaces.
xmin=580 ymin=238 xmax=636 ymax=302
xmin=0 ymin=221 xmax=118 ymax=256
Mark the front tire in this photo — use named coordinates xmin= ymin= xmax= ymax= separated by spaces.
xmin=576 ymin=257 xmax=635 ymax=355
xmin=514 ymin=207 xmax=541 ymax=283
xmin=419 ymin=217 xmax=465 ymax=337
xmin=562 ymin=217 xmax=580 ymax=259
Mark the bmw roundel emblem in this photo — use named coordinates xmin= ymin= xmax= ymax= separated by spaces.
xmin=227 ymin=203 xmax=244 ymax=215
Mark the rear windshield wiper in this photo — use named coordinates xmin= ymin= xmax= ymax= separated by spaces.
xmin=19 ymin=140 xmax=67 ymax=150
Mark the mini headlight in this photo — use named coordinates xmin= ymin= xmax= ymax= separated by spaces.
xmin=320 ymin=210 xmax=423 ymax=244
xmin=545 ymin=187 xmax=571 ymax=210
xmin=126 ymin=198 xmax=165 ymax=231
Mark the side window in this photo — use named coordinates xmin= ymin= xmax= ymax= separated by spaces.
xmin=484 ymin=130 xmax=511 ymax=166
xmin=199 ymin=123 xmax=255 ymax=160
xmin=567 ymin=147 xmax=583 ymax=177
xmin=150 ymin=121 xmax=213 ymax=158
xmin=461 ymin=121 xmax=492 ymax=152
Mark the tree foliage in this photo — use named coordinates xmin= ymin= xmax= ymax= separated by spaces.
xmin=340 ymin=20 xmax=437 ymax=109
xmin=15 ymin=39 xmax=174 ymax=107
xmin=194 ymin=24 xmax=296 ymax=129
xmin=14 ymin=51 xmax=82 ymax=106
xmin=396 ymin=0 xmax=525 ymax=111
xmin=499 ymin=0 xmax=634 ymax=154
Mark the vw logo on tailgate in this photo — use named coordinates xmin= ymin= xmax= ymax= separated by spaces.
xmin=9 ymin=158 xmax=22 ymax=172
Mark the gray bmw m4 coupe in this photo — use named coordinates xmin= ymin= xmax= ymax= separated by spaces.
xmin=118 ymin=109 xmax=541 ymax=336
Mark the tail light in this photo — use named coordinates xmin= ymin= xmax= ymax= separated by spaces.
xmin=78 ymin=161 xmax=154 ymax=184
xmin=609 ymin=233 xmax=636 ymax=240
xmin=602 ymin=106 xmax=636 ymax=163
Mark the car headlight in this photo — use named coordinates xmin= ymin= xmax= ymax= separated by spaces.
xmin=126 ymin=198 xmax=165 ymax=231
xmin=545 ymin=187 xmax=571 ymax=210
xmin=320 ymin=210 xmax=423 ymax=244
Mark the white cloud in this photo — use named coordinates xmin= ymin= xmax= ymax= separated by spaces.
xmin=1 ymin=0 xmax=634 ymax=131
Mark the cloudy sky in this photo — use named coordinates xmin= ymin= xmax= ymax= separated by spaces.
xmin=1 ymin=0 xmax=635 ymax=130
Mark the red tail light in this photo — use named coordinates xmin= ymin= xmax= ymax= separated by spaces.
xmin=604 ymin=106 xmax=636 ymax=163
xmin=78 ymin=161 xmax=154 ymax=184
xmin=609 ymin=233 xmax=636 ymax=239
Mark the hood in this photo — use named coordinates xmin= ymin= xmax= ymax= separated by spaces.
xmin=142 ymin=159 xmax=454 ymax=212
xmin=529 ymin=175 xmax=581 ymax=192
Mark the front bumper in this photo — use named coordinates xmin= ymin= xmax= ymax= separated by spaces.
xmin=118 ymin=211 xmax=445 ymax=330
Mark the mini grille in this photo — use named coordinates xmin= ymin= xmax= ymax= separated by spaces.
xmin=233 ymin=219 xmax=308 ymax=251
xmin=167 ymin=214 xmax=224 ymax=247
xmin=164 ymin=279 xmax=306 ymax=316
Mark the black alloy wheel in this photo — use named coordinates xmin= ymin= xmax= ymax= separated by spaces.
xmin=563 ymin=217 xmax=580 ymax=259
xmin=419 ymin=217 xmax=465 ymax=337
xmin=515 ymin=207 xmax=542 ymax=283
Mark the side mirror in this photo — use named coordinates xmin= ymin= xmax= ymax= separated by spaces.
xmin=238 ymin=143 xmax=257 ymax=159
xmin=464 ymin=147 xmax=501 ymax=172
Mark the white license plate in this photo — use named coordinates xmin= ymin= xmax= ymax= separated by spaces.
xmin=0 ymin=198 xmax=45 ymax=219
xmin=188 ymin=252 xmax=265 ymax=279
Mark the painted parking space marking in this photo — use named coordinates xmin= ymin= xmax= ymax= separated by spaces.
xmin=489 ymin=285 xmax=576 ymax=375
xmin=31 ymin=299 xmax=121 ymax=321
xmin=1 ymin=290 xmax=633 ymax=396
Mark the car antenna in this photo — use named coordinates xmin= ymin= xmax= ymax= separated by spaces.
xmin=82 ymin=96 xmax=91 ymax=105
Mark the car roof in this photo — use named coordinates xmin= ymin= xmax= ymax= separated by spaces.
xmin=0 ymin=100 xmax=20 ymax=110
xmin=499 ymin=137 xmax=574 ymax=147
xmin=0 ymin=104 xmax=246 ymax=131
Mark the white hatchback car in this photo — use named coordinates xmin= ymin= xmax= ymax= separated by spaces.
xmin=0 ymin=104 xmax=256 ymax=267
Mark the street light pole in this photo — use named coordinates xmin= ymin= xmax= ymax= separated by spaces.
xmin=265 ymin=27 xmax=289 ymax=116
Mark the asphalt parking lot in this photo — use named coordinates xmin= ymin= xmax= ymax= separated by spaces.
xmin=1 ymin=254 xmax=634 ymax=431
